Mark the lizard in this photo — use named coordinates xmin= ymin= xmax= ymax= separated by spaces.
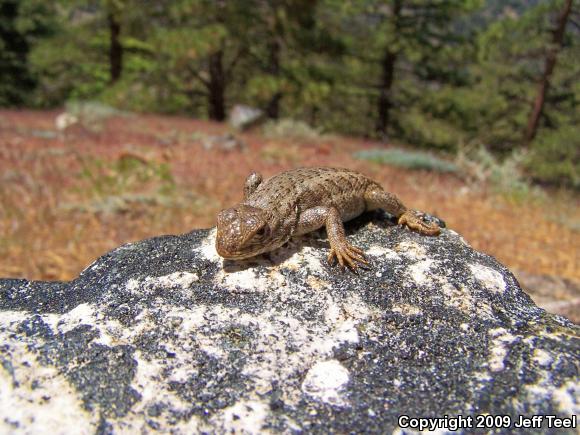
xmin=215 ymin=167 xmax=441 ymax=270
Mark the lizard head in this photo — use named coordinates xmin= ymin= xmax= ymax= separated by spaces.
xmin=216 ymin=205 xmax=276 ymax=259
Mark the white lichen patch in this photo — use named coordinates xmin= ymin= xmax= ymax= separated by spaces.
xmin=127 ymin=271 xmax=200 ymax=295
xmin=3 ymin=302 xmax=213 ymax=433
xmin=168 ymin=305 xmax=229 ymax=360
xmin=216 ymin=400 xmax=269 ymax=434
xmin=366 ymin=245 xmax=400 ymax=260
xmin=440 ymin=282 xmax=471 ymax=312
xmin=395 ymin=241 xmax=427 ymax=260
xmin=317 ymin=318 xmax=360 ymax=356
xmin=447 ymin=229 xmax=471 ymax=247
xmin=12 ymin=305 xmax=122 ymax=349
xmin=151 ymin=271 xmax=199 ymax=289
xmin=194 ymin=228 xmax=222 ymax=262
xmin=524 ymin=357 xmax=580 ymax=416
xmin=469 ymin=264 xmax=506 ymax=294
xmin=439 ymin=282 xmax=494 ymax=319
xmin=316 ymin=294 xmax=365 ymax=354
xmin=341 ymin=293 xmax=374 ymax=320
xmin=109 ymin=352 xmax=201 ymax=434
xmin=532 ymin=348 xmax=553 ymax=368
xmin=130 ymin=288 xmax=373 ymax=412
xmin=126 ymin=278 xmax=140 ymax=292
xmin=306 ymin=275 xmax=330 ymax=291
xmin=216 ymin=267 xmax=285 ymax=293
xmin=302 ymin=360 xmax=350 ymax=407
xmin=552 ymin=380 xmax=580 ymax=415
xmin=408 ymin=259 xmax=436 ymax=286
xmin=324 ymin=295 xmax=342 ymax=324
xmin=279 ymin=245 xmax=325 ymax=274
xmin=0 ymin=329 xmax=98 ymax=434
xmin=487 ymin=328 xmax=518 ymax=372
xmin=391 ymin=304 xmax=422 ymax=316
xmin=50 ymin=303 xmax=97 ymax=334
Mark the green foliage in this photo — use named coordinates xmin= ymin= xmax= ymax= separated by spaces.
xmin=0 ymin=0 xmax=56 ymax=105
xmin=3 ymin=0 xmax=579 ymax=186
xmin=355 ymin=148 xmax=458 ymax=174
xmin=64 ymin=154 xmax=176 ymax=214
xmin=76 ymin=154 xmax=174 ymax=196
xmin=454 ymin=0 xmax=579 ymax=151
xmin=262 ymin=119 xmax=323 ymax=141
xmin=456 ymin=145 xmax=533 ymax=198
xmin=527 ymin=124 xmax=579 ymax=188
xmin=396 ymin=106 xmax=467 ymax=152
xmin=65 ymin=100 xmax=124 ymax=132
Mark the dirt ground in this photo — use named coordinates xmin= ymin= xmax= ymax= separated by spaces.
xmin=1 ymin=110 xmax=578 ymax=321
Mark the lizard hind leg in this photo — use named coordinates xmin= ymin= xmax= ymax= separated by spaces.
xmin=243 ymin=172 xmax=263 ymax=200
xmin=398 ymin=210 xmax=440 ymax=236
xmin=364 ymin=188 xmax=440 ymax=236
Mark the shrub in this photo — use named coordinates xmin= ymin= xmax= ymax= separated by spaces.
xmin=526 ymin=125 xmax=579 ymax=189
xmin=455 ymin=145 xmax=533 ymax=197
xmin=64 ymin=100 xmax=125 ymax=132
xmin=355 ymin=148 xmax=459 ymax=173
xmin=262 ymin=119 xmax=323 ymax=141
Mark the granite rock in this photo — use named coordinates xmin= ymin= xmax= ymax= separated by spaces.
xmin=1 ymin=213 xmax=578 ymax=434
xmin=229 ymin=105 xmax=264 ymax=131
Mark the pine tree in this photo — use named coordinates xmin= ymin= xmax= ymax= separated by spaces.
xmin=0 ymin=0 xmax=55 ymax=105
xmin=319 ymin=0 xmax=479 ymax=141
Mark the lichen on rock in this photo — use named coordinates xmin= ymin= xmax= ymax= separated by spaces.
xmin=0 ymin=214 xmax=578 ymax=433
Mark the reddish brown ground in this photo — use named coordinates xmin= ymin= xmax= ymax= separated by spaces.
xmin=1 ymin=110 xmax=578 ymax=291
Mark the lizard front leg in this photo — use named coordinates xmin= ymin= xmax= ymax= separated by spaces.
xmin=243 ymin=172 xmax=263 ymax=200
xmin=297 ymin=206 xmax=368 ymax=270
xmin=364 ymin=188 xmax=440 ymax=236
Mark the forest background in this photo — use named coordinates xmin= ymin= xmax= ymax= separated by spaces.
xmin=2 ymin=0 xmax=578 ymax=187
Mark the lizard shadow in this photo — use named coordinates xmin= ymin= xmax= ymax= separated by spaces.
xmin=221 ymin=210 xmax=436 ymax=273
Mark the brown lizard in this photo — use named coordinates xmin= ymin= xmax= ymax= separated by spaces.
xmin=216 ymin=167 xmax=440 ymax=270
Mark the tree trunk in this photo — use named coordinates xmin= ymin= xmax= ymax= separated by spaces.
xmin=375 ymin=50 xmax=397 ymax=138
xmin=524 ymin=0 xmax=572 ymax=144
xmin=266 ymin=39 xmax=282 ymax=119
xmin=375 ymin=0 xmax=402 ymax=138
xmin=208 ymin=49 xmax=226 ymax=121
xmin=108 ymin=12 xmax=122 ymax=83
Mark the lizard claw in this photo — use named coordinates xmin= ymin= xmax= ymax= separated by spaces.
xmin=398 ymin=210 xmax=440 ymax=236
xmin=327 ymin=243 xmax=369 ymax=271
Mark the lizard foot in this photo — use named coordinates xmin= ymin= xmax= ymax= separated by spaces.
xmin=398 ymin=210 xmax=440 ymax=236
xmin=327 ymin=242 xmax=369 ymax=271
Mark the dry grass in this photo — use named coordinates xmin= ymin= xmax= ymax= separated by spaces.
xmin=1 ymin=110 xmax=578 ymax=286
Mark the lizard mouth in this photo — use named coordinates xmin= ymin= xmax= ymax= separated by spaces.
xmin=216 ymin=247 xmax=264 ymax=260
xmin=215 ymin=238 xmax=263 ymax=260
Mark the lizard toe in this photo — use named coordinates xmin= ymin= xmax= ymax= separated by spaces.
xmin=398 ymin=210 xmax=440 ymax=236
xmin=348 ymin=248 xmax=368 ymax=265
xmin=329 ymin=243 xmax=369 ymax=271
xmin=328 ymin=249 xmax=345 ymax=269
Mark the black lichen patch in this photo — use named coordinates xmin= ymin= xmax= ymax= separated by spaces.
xmin=35 ymin=324 xmax=141 ymax=418
xmin=0 ymin=351 xmax=16 ymax=387
xmin=0 ymin=280 xmax=75 ymax=314
xmin=168 ymin=350 xmax=250 ymax=419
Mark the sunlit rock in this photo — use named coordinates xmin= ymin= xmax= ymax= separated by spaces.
xmin=1 ymin=214 xmax=578 ymax=433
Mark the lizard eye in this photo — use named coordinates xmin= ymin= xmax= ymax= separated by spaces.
xmin=256 ymin=225 xmax=269 ymax=238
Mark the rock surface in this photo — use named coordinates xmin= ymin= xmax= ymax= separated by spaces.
xmin=1 ymin=213 xmax=578 ymax=434
xmin=229 ymin=105 xmax=264 ymax=130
